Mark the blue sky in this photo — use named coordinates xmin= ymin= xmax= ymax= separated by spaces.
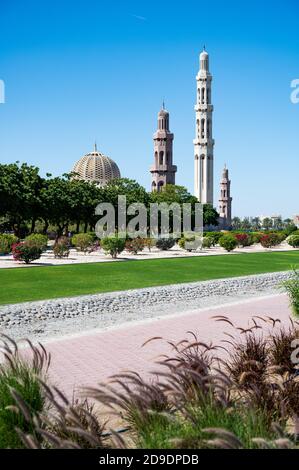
xmin=0 ymin=0 xmax=298 ymax=218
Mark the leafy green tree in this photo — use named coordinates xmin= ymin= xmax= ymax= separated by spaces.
xmin=251 ymin=217 xmax=261 ymax=231
xmin=231 ymin=217 xmax=242 ymax=230
xmin=0 ymin=163 xmax=43 ymax=236
xmin=241 ymin=217 xmax=252 ymax=231
xmin=262 ymin=217 xmax=273 ymax=231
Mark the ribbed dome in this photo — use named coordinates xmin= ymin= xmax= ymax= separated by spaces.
xmin=72 ymin=147 xmax=121 ymax=186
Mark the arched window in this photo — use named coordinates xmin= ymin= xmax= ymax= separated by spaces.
xmin=152 ymin=181 xmax=157 ymax=192
xmin=207 ymin=119 xmax=210 ymax=138
xmin=154 ymin=151 xmax=158 ymax=165
xmin=158 ymin=181 xmax=164 ymax=192
xmin=201 ymin=119 xmax=205 ymax=139
xmin=202 ymin=88 xmax=205 ymax=103
xmin=159 ymin=151 xmax=164 ymax=165
xmin=207 ymin=88 xmax=210 ymax=104
xmin=200 ymin=155 xmax=204 ymax=187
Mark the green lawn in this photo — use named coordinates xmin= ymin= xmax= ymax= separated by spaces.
xmin=0 ymin=250 xmax=299 ymax=305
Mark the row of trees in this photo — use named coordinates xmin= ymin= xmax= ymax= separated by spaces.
xmin=0 ymin=162 xmax=219 ymax=238
xmin=231 ymin=216 xmax=296 ymax=232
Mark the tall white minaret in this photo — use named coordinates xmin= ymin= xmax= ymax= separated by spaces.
xmin=193 ymin=48 xmax=214 ymax=205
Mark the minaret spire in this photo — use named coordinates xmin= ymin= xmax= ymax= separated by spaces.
xmin=94 ymin=141 xmax=97 ymax=152
xmin=219 ymin=165 xmax=232 ymax=228
xmin=193 ymin=48 xmax=214 ymax=204
xmin=150 ymin=108 xmax=177 ymax=191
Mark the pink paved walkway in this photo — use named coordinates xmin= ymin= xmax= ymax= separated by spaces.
xmin=44 ymin=294 xmax=291 ymax=398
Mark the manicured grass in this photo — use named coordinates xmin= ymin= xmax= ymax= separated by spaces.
xmin=0 ymin=251 xmax=299 ymax=305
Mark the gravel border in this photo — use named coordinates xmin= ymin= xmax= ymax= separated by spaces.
xmin=0 ymin=271 xmax=292 ymax=341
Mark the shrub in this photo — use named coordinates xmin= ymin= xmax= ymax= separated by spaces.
xmin=156 ymin=238 xmax=176 ymax=251
xmin=219 ymin=234 xmax=238 ymax=252
xmin=202 ymin=237 xmax=213 ymax=249
xmin=0 ymin=234 xmax=18 ymax=254
xmin=71 ymin=233 xmax=94 ymax=254
xmin=12 ymin=242 xmax=42 ymax=264
xmin=101 ymin=236 xmax=125 ymax=258
xmin=250 ymin=232 xmax=263 ymax=244
xmin=143 ymin=238 xmax=156 ymax=252
xmin=287 ymin=235 xmax=299 ymax=248
xmin=178 ymin=236 xmax=197 ymax=251
xmin=125 ymin=238 xmax=145 ymax=254
xmin=260 ymin=233 xmax=281 ymax=248
xmin=53 ymin=236 xmax=70 ymax=258
xmin=283 ymin=270 xmax=299 ymax=316
xmin=25 ymin=233 xmax=48 ymax=251
xmin=204 ymin=232 xmax=222 ymax=246
xmin=0 ymin=337 xmax=49 ymax=449
xmin=234 ymin=233 xmax=253 ymax=247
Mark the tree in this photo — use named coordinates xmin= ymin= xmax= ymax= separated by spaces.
xmin=241 ymin=217 xmax=252 ymax=231
xmin=203 ymin=204 xmax=219 ymax=227
xmin=0 ymin=162 xmax=43 ymax=236
xmin=231 ymin=217 xmax=242 ymax=230
xmin=262 ymin=217 xmax=273 ymax=231
xmin=40 ymin=175 xmax=73 ymax=238
xmin=251 ymin=217 xmax=261 ymax=231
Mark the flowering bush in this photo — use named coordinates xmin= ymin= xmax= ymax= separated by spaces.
xmin=260 ymin=233 xmax=281 ymax=248
xmin=125 ymin=238 xmax=145 ymax=254
xmin=12 ymin=242 xmax=42 ymax=264
xmin=0 ymin=234 xmax=18 ymax=254
xmin=234 ymin=233 xmax=253 ymax=247
xmin=219 ymin=234 xmax=238 ymax=252
xmin=53 ymin=237 xmax=70 ymax=258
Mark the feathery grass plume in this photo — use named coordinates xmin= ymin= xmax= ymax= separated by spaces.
xmin=268 ymin=323 xmax=299 ymax=374
xmin=0 ymin=334 xmax=50 ymax=448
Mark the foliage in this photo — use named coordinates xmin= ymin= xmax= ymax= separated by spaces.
xmin=260 ymin=233 xmax=281 ymax=248
xmin=283 ymin=269 xmax=299 ymax=316
xmin=143 ymin=238 xmax=156 ymax=251
xmin=202 ymin=236 xmax=213 ymax=249
xmin=125 ymin=238 xmax=145 ymax=254
xmin=25 ymin=233 xmax=48 ymax=251
xmin=288 ymin=235 xmax=299 ymax=248
xmin=12 ymin=242 xmax=42 ymax=264
xmin=203 ymin=204 xmax=219 ymax=227
xmin=234 ymin=233 xmax=253 ymax=247
xmin=219 ymin=234 xmax=238 ymax=252
xmin=0 ymin=234 xmax=18 ymax=254
xmin=156 ymin=238 xmax=176 ymax=251
xmin=203 ymin=231 xmax=222 ymax=246
xmin=53 ymin=237 xmax=70 ymax=258
xmin=0 ymin=336 xmax=50 ymax=449
xmin=71 ymin=233 xmax=94 ymax=254
xmin=15 ymin=318 xmax=299 ymax=449
xmin=101 ymin=236 xmax=126 ymax=258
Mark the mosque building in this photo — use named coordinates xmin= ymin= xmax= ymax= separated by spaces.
xmin=72 ymin=49 xmax=232 ymax=228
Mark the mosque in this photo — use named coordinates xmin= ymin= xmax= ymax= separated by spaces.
xmin=72 ymin=49 xmax=232 ymax=229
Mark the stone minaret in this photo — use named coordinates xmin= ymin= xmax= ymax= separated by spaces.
xmin=218 ymin=165 xmax=232 ymax=228
xmin=194 ymin=48 xmax=214 ymax=204
xmin=150 ymin=106 xmax=177 ymax=191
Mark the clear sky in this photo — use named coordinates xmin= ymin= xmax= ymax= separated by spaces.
xmin=0 ymin=0 xmax=298 ymax=218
